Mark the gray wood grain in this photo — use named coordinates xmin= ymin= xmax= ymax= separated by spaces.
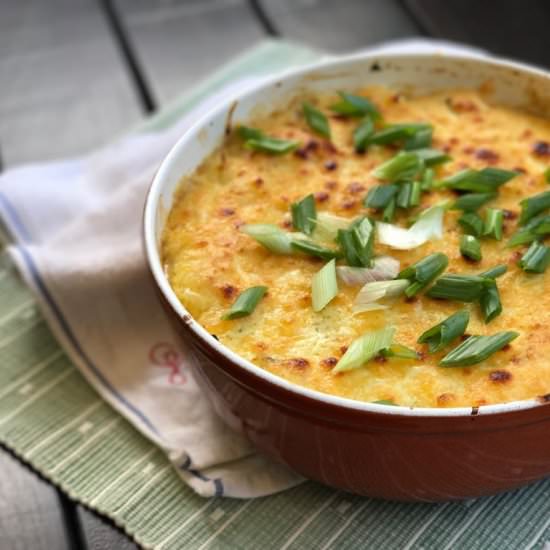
xmin=0 ymin=0 xmax=142 ymax=165
xmin=258 ymin=0 xmax=422 ymax=52
xmin=77 ymin=508 xmax=138 ymax=550
xmin=113 ymin=0 xmax=264 ymax=105
xmin=0 ymin=450 xmax=70 ymax=550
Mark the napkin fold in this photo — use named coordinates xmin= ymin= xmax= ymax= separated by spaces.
xmin=0 ymin=39 xmax=485 ymax=498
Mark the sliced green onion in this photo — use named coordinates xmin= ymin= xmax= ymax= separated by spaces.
xmin=353 ymin=117 xmax=374 ymax=152
xmin=291 ymin=238 xmax=341 ymax=260
xmin=507 ymin=230 xmax=537 ymax=247
xmin=545 ymin=167 xmax=550 ymax=183
xmin=519 ymin=191 xmax=550 ymax=225
xmin=398 ymin=252 xmax=448 ymax=297
xmin=507 ymin=214 xmax=550 ymax=247
xmin=518 ymin=241 xmax=550 ymax=273
xmin=421 ymin=168 xmax=434 ymax=191
xmin=313 ymin=212 xmax=352 ymax=242
xmin=437 ymin=168 xmax=518 ymax=193
xmin=336 ymin=256 xmax=400 ymax=285
xmin=371 ymin=399 xmax=397 ymax=405
xmin=372 ymin=152 xmax=424 ymax=182
xmin=382 ymin=197 xmax=397 ymax=223
xmin=412 ymin=148 xmax=451 ymax=167
xmin=337 ymin=217 xmax=374 ymax=267
xmin=303 ymin=102 xmax=330 ymax=139
xmin=396 ymin=181 xmax=422 ymax=209
xmin=483 ymin=208 xmax=504 ymax=240
xmin=353 ymin=280 xmax=409 ymax=313
xmin=460 ymin=235 xmax=482 ymax=261
xmin=241 ymin=224 xmax=293 ymax=254
xmin=427 ymin=274 xmax=485 ymax=302
xmin=330 ymin=92 xmax=381 ymax=119
xmin=291 ymin=194 xmax=317 ymax=235
xmin=452 ymin=192 xmax=497 ymax=212
xmin=369 ymin=123 xmax=432 ymax=146
xmin=223 ymin=286 xmax=267 ymax=320
xmin=404 ymin=127 xmax=432 ymax=150
xmin=312 ymin=259 xmax=338 ymax=312
xmin=380 ymin=344 xmax=420 ymax=360
xmin=333 ymin=327 xmax=395 ymax=372
xmin=458 ymin=212 xmax=483 ymax=237
xmin=440 ymin=331 xmax=519 ymax=367
xmin=480 ymin=278 xmax=502 ymax=323
xmin=363 ymin=184 xmax=399 ymax=209
xmin=238 ymin=126 xmax=263 ymax=140
xmin=479 ymin=264 xmax=507 ymax=279
xmin=418 ymin=310 xmax=469 ymax=353
xmin=246 ymin=137 xmax=299 ymax=154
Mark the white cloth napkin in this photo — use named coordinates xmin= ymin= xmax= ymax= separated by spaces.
xmin=0 ymin=39 xmax=485 ymax=498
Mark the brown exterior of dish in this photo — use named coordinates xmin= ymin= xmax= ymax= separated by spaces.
xmin=156 ymin=289 xmax=550 ymax=501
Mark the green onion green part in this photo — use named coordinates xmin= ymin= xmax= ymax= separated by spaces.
xmin=398 ymin=252 xmax=449 ymax=298
xmin=412 ymin=148 xmax=451 ymax=167
xmin=479 ymin=264 xmax=507 ymax=279
xmin=291 ymin=238 xmax=342 ymax=260
xmin=380 ymin=344 xmax=420 ymax=360
xmin=337 ymin=217 xmax=375 ymax=267
xmin=417 ymin=309 xmax=470 ymax=353
xmin=312 ymin=259 xmax=338 ymax=312
xmin=426 ymin=274 xmax=485 ymax=302
xmin=371 ymin=399 xmax=398 ymax=406
xmin=507 ymin=214 xmax=550 ymax=247
xmin=303 ymin=102 xmax=331 ymax=139
xmin=369 ymin=123 xmax=432 ymax=146
xmin=382 ymin=197 xmax=397 ymax=223
xmin=353 ymin=117 xmax=374 ymax=152
xmin=437 ymin=168 xmax=518 ymax=193
xmin=421 ymin=168 xmax=434 ymax=191
xmin=483 ymin=208 xmax=504 ymax=240
xmin=460 ymin=234 xmax=482 ymax=261
xmin=245 ymin=137 xmax=299 ymax=155
xmin=333 ymin=326 xmax=396 ymax=373
xmin=363 ymin=184 xmax=399 ymax=209
xmin=480 ymin=278 xmax=502 ymax=323
xmin=223 ymin=286 xmax=268 ymax=320
xmin=440 ymin=331 xmax=519 ymax=367
xmin=403 ymin=127 xmax=432 ymax=150
xmin=518 ymin=241 xmax=550 ymax=273
xmin=545 ymin=167 xmax=550 ymax=183
xmin=519 ymin=191 xmax=550 ymax=225
xmin=458 ymin=212 xmax=483 ymax=237
xmin=330 ymin=92 xmax=381 ymax=119
xmin=291 ymin=194 xmax=317 ymax=235
xmin=372 ymin=152 xmax=424 ymax=182
xmin=238 ymin=126 xmax=263 ymax=140
xmin=452 ymin=192 xmax=497 ymax=212
xmin=241 ymin=224 xmax=293 ymax=254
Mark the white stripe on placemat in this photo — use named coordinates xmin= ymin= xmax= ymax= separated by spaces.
xmin=402 ymin=503 xmax=449 ymax=550
xmin=0 ymin=368 xmax=73 ymax=427
xmin=441 ymin=498 xmax=493 ymax=550
xmin=25 ymin=400 xmax=103 ymax=457
xmin=524 ymin=515 xmax=550 ymax=550
xmin=318 ymin=501 xmax=369 ymax=550
xmin=0 ymin=316 xmax=42 ymax=348
xmin=0 ymin=299 xmax=34 ymax=325
xmin=197 ymin=500 xmax=254 ymax=550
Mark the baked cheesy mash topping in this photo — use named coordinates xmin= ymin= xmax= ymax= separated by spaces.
xmin=162 ymin=86 xmax=550 ymax=408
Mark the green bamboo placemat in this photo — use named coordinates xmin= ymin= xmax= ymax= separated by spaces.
xmin=1 ymin=39 xmax=549 ymax=549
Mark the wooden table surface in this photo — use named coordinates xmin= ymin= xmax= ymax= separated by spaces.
xmin=2 ymin=1 xmax=550 ymax=548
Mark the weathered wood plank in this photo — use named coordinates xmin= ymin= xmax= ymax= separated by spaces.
xmin=0 ymin=449 xmax=70 ymax=550
xmin=405 ymin=0 xmax=550 ymax=68
xmin=258 ymin=0 xmax=422 ymax=52
xmin=0 ymin=0 xmax=143 ymax=165
xmin=113 ymin=0 xmax=265 ymax=105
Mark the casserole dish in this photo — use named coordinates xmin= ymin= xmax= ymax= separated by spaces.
xmin=144 ymin=52 xmax=550 ymax=501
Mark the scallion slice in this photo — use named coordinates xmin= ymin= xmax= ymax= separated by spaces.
xmin=223 ymin=286 xmax=267 ymax=320
xmin=330 ymin=92 xmax=381 ymax=119
xmin=380 ymin=344 xmax=420 ymax=360
xmin=372 ymin=152 xmax=424 ymax=182
xmin=507 ymin=214 xmax=550 ymax=247
xmin=437 ymin=168 xmax=518 ymax=193
xmin=440 ymin=331 xmax=518 ymax=367
xmin=336 ymin=256 xmax=400 ymax=285
xmin=518 ymin=241 xmax=550 ymax=273
xmin=371 ymin=399 xmax=398 ymax=406
xmin=452 ymin=192 xmax=497 ymax=212
xmin=426 ymin=274 xmax=485 ymax=302
xmin=363 ymin=184 xmax=399 ymax=209
xmin=412 ymin=148 xmax=451 ymax=167
xmin=417 ymin=310 xmax=469 ymax=353
xmin=458 ymin=212 xmax=483 ymax=237
xmin=483 ymin=208 xmax=504 ymax=240
xmin=303 ymin=102 xmax=331 ymax=139
xmin=545 ymin=167 xmax=550 ymax=183
xmin=312 ymin=259 xmax=338 ymax=312
xmin=241 ymin=224 xmax=293 ymax=254
xmin=398 ymin=252 xmax=449 ymax=297
xmin=421 ymin=168 xmax=434 ymax=191
xmin=333 ymin=326 xmax=396 ymax=372
xmin=313 ymin=212 xmax=353 ymax=242
xmin=353 ymin=117 xmax=374 ymax=152
xmin=239 ymin=124 xmax=299 ymax=154
xmin=238 ymin=126 xmax=263 ymax=140
xmin=519 ymin=191 xmax=550 ymax=225
xmin=403 ymin=127 xmax=432 ymax=150
xmin=479 ymin=264 xmax=507 ymax=279
xmin=396 ymin=181 xmax=422 ymax=209
xmin=291 ymin=194 xmax=317 ymax=235
xmin=460 ymin=234 xmax=482 ymax=261
xmin=382 ymin=198 xmax=397 ymax=223
xmin=337 ymin=218 xmax=375 ymax=267
xmin=291 ymin=238 xmax=341 ymax=260
xmin=353 ymin=280 xmax=409 ymax=313
xmin=480 ymin=278 xmax=502 ymax=323
xmin=369 ymin=123 xmax=432 ymax=146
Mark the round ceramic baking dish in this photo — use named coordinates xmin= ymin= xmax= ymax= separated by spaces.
xmin=144 ymin=52 xmax=550 ymax=501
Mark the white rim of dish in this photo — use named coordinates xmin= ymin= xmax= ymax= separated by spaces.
xmin=145 ymin=50 xmax=549 ymax=418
